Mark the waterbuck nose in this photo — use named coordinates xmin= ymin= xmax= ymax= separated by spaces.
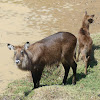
xmin=15 ymin=60 xmax=20 ymax=65
xmin=88 ymin=19 xmax=93 ymax=23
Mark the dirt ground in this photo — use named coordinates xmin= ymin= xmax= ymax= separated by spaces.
xmin=0 ymin=0 xmax=100 ymax=94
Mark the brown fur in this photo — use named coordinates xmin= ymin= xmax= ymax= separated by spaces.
xmin=76 ymin=12 xmax=95 ymax=74
xmin=7 ymin=32 xmax=77 ymax=89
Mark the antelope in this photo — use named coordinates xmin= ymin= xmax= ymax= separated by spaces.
xmin=76 ymin=11 xmax=95 ymax=74
xmin=7 ymin=32 xmax=77 ymax=89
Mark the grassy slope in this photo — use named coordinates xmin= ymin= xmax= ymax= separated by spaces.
xmin=1 ymin=33 xmax=100 ymax=100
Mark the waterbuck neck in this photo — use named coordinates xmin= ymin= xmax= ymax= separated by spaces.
xmin=82 ymin=21 xmax=89 ymax=30
xmin=21 ymin=50 xmax=32 ymax=70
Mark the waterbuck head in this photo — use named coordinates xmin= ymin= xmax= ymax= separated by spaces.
xmin=84 ymin=11 xmax=95 ymax=24
xmin=7 ymin=42 xmax=30 ymax=70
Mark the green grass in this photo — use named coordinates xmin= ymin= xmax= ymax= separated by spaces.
xmin=1 ymin=33 xmax=100 ymax=100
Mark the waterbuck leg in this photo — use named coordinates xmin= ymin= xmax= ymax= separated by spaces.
xmin=36 ymin=69 xmax=44 ymax=87
xmin=31 ymin=71 xmax=38 ymax=89
xmin=62 ymin=62 xmax=70 ymax=85
xmin=31 ymin=71 xmax=39 ymax=89
xmin=82 ymin=54 xmax=90 ymax=75
xmin=76 ymin=47 xmax=80 ymax=62
xmin=85 ymin=56 xmax=90 ymax=75
xmin=31 ymin=68 xmax=44 ymax=89
xmin=71 ymin=61 xmax=77 ymax=85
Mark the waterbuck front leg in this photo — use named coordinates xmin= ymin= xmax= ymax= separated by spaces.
xmin=31 ymin=65 xmax=44 ymax=89
xmin=31 ymin=71 xmax=39 ymax=89
xmin=84 ymin=56 xmax=90 ymax=75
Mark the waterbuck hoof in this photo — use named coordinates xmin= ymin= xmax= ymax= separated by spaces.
xmin=61 ymin=82 xmax=67 ymax=85
xmin=72 ymin=82 xmax=76 ymax=85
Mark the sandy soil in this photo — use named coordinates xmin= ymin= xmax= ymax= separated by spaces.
xmin=0 ymin=0 xmax=43 ymax=94
xmin=0 ymin=0 xmax=100 ymax=94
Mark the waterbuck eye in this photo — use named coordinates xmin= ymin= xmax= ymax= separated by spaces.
xmin=21 ymin=50 xmax=24 ymax=55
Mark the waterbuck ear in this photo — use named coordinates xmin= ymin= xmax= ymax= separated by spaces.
xmin=7 ymin=44 xmax=15 ymax=50
xmin=91 ymin=14 xmax=95 ymax=18
xmin=85 ymin=11 xmax=87 ymax=15
xmin=24 ymin=42 xmax=30 ymax=50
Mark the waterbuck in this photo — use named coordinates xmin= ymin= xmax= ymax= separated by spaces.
xmin=76 ymin=11 xmax=95 ymax=74
xmin=7 ymin=32 xmax=77 ymax=89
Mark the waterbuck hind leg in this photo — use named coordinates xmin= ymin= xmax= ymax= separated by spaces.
xmin=76 ymin=47 xmax=80 ymax=62
xmin=71 ymin=61 xmax=77 ymax=85
xmin=82 ymin=54 xmax=90 ymax=75
xmin=62 ymin=62 xmax=70 ymax=85
xmin=85 ymin=56 xmax=90 ymax=75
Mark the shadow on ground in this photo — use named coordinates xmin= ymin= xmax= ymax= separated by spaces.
xmin=67 ymin=73 xmax=86 ymax=85
xmin=24 ymin=85 xmax=48 ymax=96
xmin=24 ymin=90 xmax=32 ymax=96
xmin=89 ymin=44 xmax=100 ymax=68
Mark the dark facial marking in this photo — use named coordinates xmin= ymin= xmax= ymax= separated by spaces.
xmin=88 ymin=18 xmax=93 ymax=23
xmin=21 ymin=50 xmax=24 ymax=56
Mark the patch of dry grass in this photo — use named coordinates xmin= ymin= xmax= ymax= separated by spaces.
xmin=31 ymin=86 xmax=73 ymax=100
